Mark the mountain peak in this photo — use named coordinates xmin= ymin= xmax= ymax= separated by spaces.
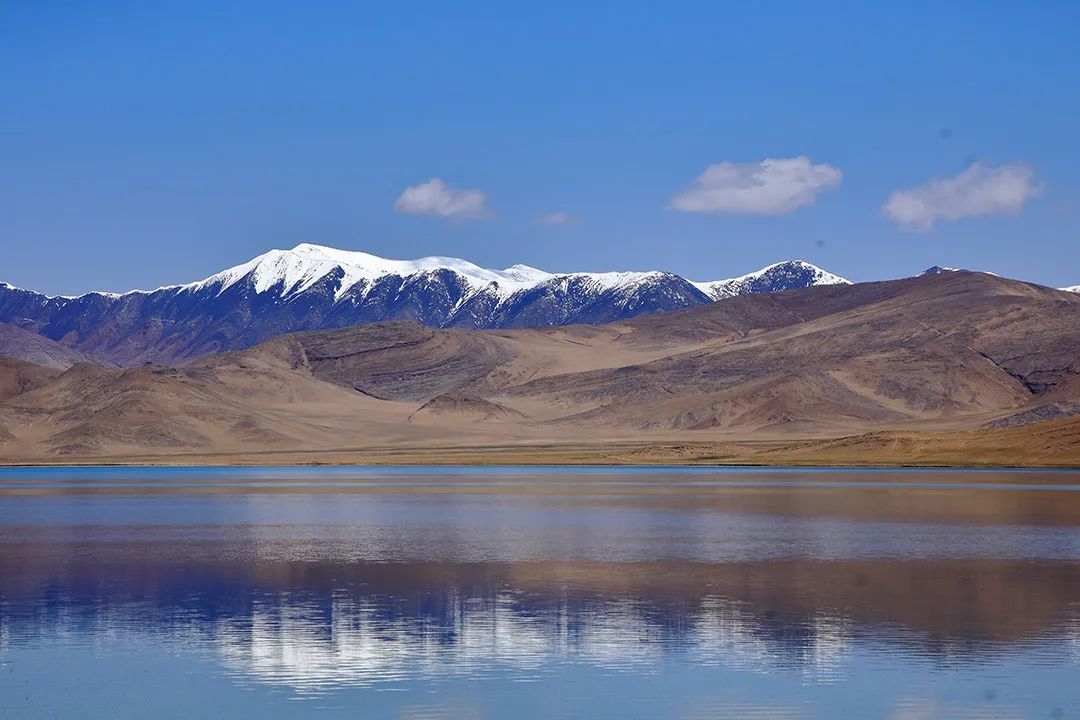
xmin=189 ymin=245 xmax=555 ymax=300
xmin=289 ymin=242 xmax=335 ymax=253
xmin=693 ymin=259 xmax=851 ymax=300
xmin=919 ymin=265 xmax=961 ymax=276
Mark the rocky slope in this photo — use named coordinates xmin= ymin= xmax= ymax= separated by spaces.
xmin=0 ymin=323 xmax=96 ymax=369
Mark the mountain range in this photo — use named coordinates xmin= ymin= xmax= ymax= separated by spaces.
xmin=1 ymin=269 xmax=1078 ymax=465
xmin=0 ymin=244 xmax=848 ymax=365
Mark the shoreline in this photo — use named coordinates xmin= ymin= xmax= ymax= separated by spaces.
xmin=4 ymin=415 xmax=1078 ymax=470
xmin=2 ymin=441 xmax=1077 ymax=471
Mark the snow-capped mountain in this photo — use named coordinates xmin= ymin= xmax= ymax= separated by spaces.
xmin=1062 ymin=285 xmax=1080 ymax=294
xmin=919 ymin=265 xmax=961 ymax=276
xmin=0 ymin=244 xmax=848 ymax=365
xmin=692 ymin=260 xmax=850 ymax=300
xmin=182 ymin=244 xmax=556 ymax=301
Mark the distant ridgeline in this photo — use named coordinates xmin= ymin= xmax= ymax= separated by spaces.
xmin=0 ymin=244 xmax=849 ymax=366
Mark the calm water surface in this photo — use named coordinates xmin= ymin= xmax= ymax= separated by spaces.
xmin=1 ymin=466 xmax=1079 ymax=719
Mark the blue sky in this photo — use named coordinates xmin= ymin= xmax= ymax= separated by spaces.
xmin=3 ymin=1 xmax=1079 ymax=295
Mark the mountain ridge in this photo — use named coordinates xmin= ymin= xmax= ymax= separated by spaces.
xmin=0 ymin=244 xmax=848 ymax=366
xmin=1 ymin=243 xmax=847 ymax=301
xmin=2 ymin=271 xmax=1078 ymax=465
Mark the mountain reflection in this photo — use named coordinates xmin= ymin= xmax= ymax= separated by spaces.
xmin=3 ymin=555 xmax=1078 ymax=690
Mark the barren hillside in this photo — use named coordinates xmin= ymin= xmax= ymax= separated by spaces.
xmin=1 ymin=271 xmax=1078 ymax=465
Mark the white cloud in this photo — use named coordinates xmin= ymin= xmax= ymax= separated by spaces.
xmin=669 ymin=156 xmax=842 ymax=215
xmin=883 ymin=162 xmax=1042 ymax=231
xmin=394 ymin=178 xmax=489 ymax=219
xmin=536 ymin=211 xmax=580 ymax=225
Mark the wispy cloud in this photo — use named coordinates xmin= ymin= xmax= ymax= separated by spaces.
xmin=536 ymin=211 xmax=580 ymax=225
xmin=394 ymin=178 xmax=489 ymax=220
xmin=883 ymin=162 xmax=1042 ymax=231
xmin=669 ymin=156 xmax=842 ymax=215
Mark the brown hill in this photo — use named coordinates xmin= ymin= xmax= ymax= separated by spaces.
xmin=410 ymin=395 xmax=526 ymax=422
xmin=0 ymin=356 xmax=62 ymax=401
xmin=260 ymin=270 xmax=1080 ymax=434
xmin=1 ymin=271 xmax=1078 ymax=465
xmin=0 ymin=322 xmax=96 ymax=369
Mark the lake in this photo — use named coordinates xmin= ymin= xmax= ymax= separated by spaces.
xmin=1 ymin=466 xmax=1079 ymax=719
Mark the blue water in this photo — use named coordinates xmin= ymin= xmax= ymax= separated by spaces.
xmin=1 ymin=467 xmax=1078 ymax=718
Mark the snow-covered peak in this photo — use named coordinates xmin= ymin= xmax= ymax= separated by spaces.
xmin=559 ymin=270 xmax=669 ymax=292
xmin=1062 ymin=285 xmax=1080 ymax=294
xmin=919 ymin=265 xmax=961 ymax=276
xmin=692 ymin=260 xmax=851 ymax=300
xmin=181 ymin=243 xmax=679 ymax=300
xmin=186 ymin=243 xmax=556 ymax=300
